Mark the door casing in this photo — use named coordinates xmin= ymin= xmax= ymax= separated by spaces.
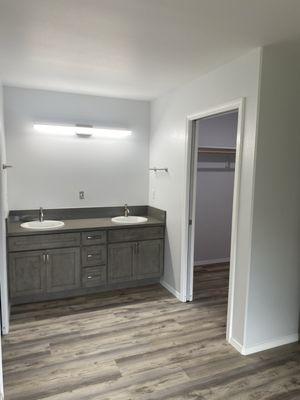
xmin=181 ymin=98 xmax=245 ymax=342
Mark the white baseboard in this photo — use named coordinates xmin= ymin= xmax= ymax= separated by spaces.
xmin=2 ymin=300 xmax=10 ymax=335
xmin=243 ymin=334 xmax=299 ymax=355
xmin=229 ymin=333 xmax=299 ymax=356
xmin=229 ymin=337 xmax=244 ymax=354
xmin=160 ymin=279 xmax=185 ymax=302
xmin=2 ymin=324 xmax=9 ymax=335
xmin=194 ymin=257 xmax=230 ymax=266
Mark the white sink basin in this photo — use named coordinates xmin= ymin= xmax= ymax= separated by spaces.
xmin=20 ymin=220 xmax=65 ymax=230
xmin=111 ymin=216 xmax=148 ymax=224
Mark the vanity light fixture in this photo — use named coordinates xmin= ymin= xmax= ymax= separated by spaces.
xmin=33 ymin=124 xmax=132 ymax=138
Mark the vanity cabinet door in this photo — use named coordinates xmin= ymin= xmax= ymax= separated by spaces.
xmin=46 ymin=247 xmax=81 ymax=293
xmin=134 ymin=240 xmax=164 ymax=279
xmin=108 ymin=242 xmax=135 ymax=283
xmin=9 ymin=251 xmax=46 ymax=298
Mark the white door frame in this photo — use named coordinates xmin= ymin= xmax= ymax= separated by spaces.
xmin=0 ymin=141 xmax=9 ymax=336
xmin=181 ymin=98 xmax=245 ymax=341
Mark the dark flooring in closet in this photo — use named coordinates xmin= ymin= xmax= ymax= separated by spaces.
xmin=193 ymin=262 xmax=229 ymax=301
xmin=3 ymin=262 xmax=300 ymax=399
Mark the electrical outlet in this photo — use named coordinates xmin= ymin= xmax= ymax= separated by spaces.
xmin=79 ymin=191 xmax=85 ymax=200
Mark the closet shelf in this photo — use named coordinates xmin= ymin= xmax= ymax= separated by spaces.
xmin=198 ymin=146 xmax=236 ymax=155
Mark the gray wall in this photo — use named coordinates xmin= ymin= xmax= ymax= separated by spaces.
xmin=194 ymin=112 xmax=237 ymax=264
xmin=196 ymin=112 xmax=238 ymax=148
xmin=246 ymin=44 xmax=300 ymax=349
xmin=4 ymin=86 xmax=150 ymax=210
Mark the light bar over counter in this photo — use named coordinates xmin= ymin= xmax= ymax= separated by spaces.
xmin=33 ymin=124 xmax=132 ymax=138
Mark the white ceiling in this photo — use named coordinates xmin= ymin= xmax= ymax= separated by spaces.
xmin=0 ymin=0 xmax=300 ymax=100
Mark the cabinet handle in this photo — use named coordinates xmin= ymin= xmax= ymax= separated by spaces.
xmin=46 ymin=254 xmax=50 ymax=263
xmin=137 ymin=242 xmax=140 ymax=254
xmin=41 ymin=254 xmax=46 ymax=263
xmin=87 ymin=254 xmax=93 ymax=258
xmin=87 ymin=235 xmax=102 ymax=240
xmin=87 ymin=275 xmax=93 ymax=279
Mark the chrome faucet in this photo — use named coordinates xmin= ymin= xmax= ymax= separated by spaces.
xmin=39 ymin=207 xmax=44 ymax=222
xmin=124 ymin=204 xmax=130 ymax=217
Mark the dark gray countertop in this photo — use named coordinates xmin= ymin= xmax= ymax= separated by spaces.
xmin=7 ymin=216 xmax=165 ymax=237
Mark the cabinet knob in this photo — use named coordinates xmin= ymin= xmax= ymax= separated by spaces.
xmin=87 ymin=275 xmax=93 ymax=279
xmin=87 ymin=254 xmax=93 ymax=258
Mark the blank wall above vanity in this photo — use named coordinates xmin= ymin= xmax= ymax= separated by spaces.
xmin=3 ymin=86 xmax=150 ymax=210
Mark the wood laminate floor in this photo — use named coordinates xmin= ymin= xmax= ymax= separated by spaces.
xmin=3 ymin=263 xmax=300 ymax=399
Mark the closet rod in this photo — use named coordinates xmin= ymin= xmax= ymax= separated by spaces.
xmin=198 ymin=146 xmax=236 ymax=155
xmin=149 ymin=167 xmax=168 ymax=172
xmin=197 ymin=167 xmax=235 ymax=172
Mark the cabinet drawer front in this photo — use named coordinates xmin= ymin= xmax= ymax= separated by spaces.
xmin=82 ymin=245 xmax=107 ymax=267
xmin=82 ymin=266 xmax=107 ymax=287
xmin=108 ymin=226 xmax=164 ymax=243
xmin=8 ymin=233 xmax=81 ymax=252
xmin=82 ymin=231 xmax=107 ymax=245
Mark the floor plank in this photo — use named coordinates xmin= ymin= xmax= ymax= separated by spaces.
xmin=3 ymin=262 xmax=300 ymax=399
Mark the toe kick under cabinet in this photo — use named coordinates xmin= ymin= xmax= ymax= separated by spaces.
xmin=8 ymin=225 xmax=165 ymax=304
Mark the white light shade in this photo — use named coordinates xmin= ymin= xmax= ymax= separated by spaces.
xmin=33 ymin=124 xmax=132 ymax=138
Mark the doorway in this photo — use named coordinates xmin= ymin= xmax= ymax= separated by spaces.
xmin=193 ymin=110 xmax=237 ymax=304
xmin=183 ymin=99 xmax=245 ymax=341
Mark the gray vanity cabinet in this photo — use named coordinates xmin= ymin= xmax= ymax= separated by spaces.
xmin=46 ymin=247 xmax=80 ymax=293
xmin=8 ymin=223 xmax=165 ymax=304
xmin=108 ymin=239 xmax=164 ymax=283
xmin=108 ymin=242 xmax=135 ymax=283
xmin=9 ymin=247 xmax=81 ymax=299
xmin=134 ymin=239 xmax=164 ymax=279
xmin=9 ymin=250 xmax=47 ymax=298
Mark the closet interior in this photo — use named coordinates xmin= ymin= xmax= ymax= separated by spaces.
xmin=193 ymin=110 xmax=238 ymax=304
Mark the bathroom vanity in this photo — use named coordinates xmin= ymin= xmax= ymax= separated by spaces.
xmin=6 ymin=206 xmax=165 ymax=305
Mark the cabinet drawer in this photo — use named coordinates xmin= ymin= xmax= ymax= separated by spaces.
xmin=81 ymin=231 xmax=107 ymax=245
xmin=82 ymin=245 xmax=107 ymax=267
xmin=8 ymin=233 xmax=81 ymax=252
xmin=82 ymin=266 xmax=107 ymax=288
xmin=108 ymin=226 xmax=164 ymax=243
